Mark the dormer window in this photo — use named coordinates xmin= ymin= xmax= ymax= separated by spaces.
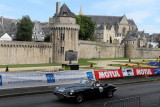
xmin=63 ymin=12 xmax=67 ymax=16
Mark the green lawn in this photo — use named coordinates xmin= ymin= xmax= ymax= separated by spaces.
xmin=0 ymin=58 xmax=156 ymax=69
xmin=18 ymin=69 xmax=45 ymax=72
xmin=0 ymin=63 xmax=61 ymax=68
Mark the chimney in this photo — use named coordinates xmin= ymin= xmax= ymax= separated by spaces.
xmin=1 ymin=16 xmax=3 ymax=25
xmin=56 ymin=2 xmax=60 ymax=15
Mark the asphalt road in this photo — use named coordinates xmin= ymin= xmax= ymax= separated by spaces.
xmin=1 ymin=81 xmax=160 ymax=107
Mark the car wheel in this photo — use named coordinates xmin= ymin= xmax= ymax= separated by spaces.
xmin=75 ymin=94 xmax=84 ymax=103
xmin=107 ymin=90 xmax=113 ymax=98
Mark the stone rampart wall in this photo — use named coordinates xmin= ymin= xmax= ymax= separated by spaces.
xmin=78 ymin=40 xmax=125 ymax=59
xmin=1 ymin=40 xmax=160 ymax=65
xmin=0 ymin=41 xmax=52 ymax=65
xmin=128 ymin=48 xmax=160 ymax=58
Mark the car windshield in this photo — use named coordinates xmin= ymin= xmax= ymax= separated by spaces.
xmin=79 ymin=79 xmax=95 ymax=86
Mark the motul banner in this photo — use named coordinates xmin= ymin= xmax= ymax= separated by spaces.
xmin=133 ymin=68 xmax=154 ymax=76
xmin=94 ymin=70 xmax=123 ymax=79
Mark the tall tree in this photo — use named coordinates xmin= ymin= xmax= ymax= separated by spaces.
xmin=16 ymin=15 xmax=34 ymax=41
xmin=44 ymin=35 xmax=51 ymax=42
xmin=75 ymin=15 xmax=95 ymax=40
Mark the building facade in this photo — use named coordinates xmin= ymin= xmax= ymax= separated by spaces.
xmin=50 ymin=2 xmax=80 ymax=63
xmin=86 ymin=15 xmax=138 ymax=43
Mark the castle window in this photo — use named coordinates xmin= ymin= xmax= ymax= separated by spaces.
xmin=61 ymin=33 xmax=65 ymax=40
xmin=61 ymin=47 xmax=64 ymax=54
xmin=132 ymin=42 xmax=135 ymax=44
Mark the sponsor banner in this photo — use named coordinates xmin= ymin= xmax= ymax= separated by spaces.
xmin=0 ymin=70 xmax=95 ymax=89
xmin=53 ymin=70 xmax=95 ymax=85
xmin=153 ymin=68 xmax=160 ymax=75
xmin=94 ymin=70 xmax=123 ymax=79
xmin=122 ymin=69 xmax=134 ymax=76
xmin=133 ymin=68 xmax=154 ymax=76
xmin=0 ymin=75 xmax=2 ymax=86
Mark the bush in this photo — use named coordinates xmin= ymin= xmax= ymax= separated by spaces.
xmin=90 ymin=63 xmax=93 ymax=67
xmin=6 ymin=66 xmax=9 ymax=72
xmin=129 ymin=59 xmax=131 ymax=62
xmin=63 ymin=66 xmax=71 ymax=70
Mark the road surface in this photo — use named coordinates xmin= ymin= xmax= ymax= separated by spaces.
xmin=0 ymin=81 xmax=160 ymax=107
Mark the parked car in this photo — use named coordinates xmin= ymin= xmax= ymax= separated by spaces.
xmin=53 ymin=79 xmax=117 ymax=103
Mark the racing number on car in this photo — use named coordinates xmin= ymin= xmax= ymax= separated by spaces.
xmin=99 ymin=87 xmax=103 ymax=93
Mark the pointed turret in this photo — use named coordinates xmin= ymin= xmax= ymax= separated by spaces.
xmin=79 ymin=4 xmax=83 ymax=15
xmin=58 ymin=3 xmax=75 ymax=18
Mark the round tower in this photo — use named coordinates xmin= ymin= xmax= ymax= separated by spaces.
xmin=50 ymin=2 xmax=80 ymax=63
xmin=123 ymin=36 xmax=137 ymax=58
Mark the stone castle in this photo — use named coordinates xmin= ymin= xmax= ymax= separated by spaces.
xmin=0 ymin=2 xmax=160 ymax=65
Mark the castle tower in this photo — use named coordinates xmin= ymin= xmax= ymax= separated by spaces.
xmin=50 ymin=2 xmax=80 ymax=63
xmin=79 ymin=4 xmax=83 ymax=15
xmin=123 ymin=36 xmax=138 ymax=58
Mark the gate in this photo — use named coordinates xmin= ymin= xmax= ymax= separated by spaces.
xmin=104 ymin=97 xmax=141 ymax=107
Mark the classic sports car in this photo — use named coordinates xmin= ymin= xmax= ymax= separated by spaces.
xmin=53 ymin=79 xmax=117 ymax=103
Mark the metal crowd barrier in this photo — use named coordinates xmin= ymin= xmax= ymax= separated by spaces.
xmin=104 ymin=96 xmax=141 ymax=107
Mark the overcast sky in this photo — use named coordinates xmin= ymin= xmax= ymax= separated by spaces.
xmin=0 ymin=0 xmax=160 ymax=34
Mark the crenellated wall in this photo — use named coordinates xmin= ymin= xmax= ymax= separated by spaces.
xmin=78 ymin=40 xmax=125 ymax=59
xmin=0 ymin=41 xmax=52 ymax=65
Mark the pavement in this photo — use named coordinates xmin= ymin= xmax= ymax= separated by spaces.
xmin=0 ymin=66 xmax=61 ymax=72
xmin=88 ymin=59 xmax=156 ymax=69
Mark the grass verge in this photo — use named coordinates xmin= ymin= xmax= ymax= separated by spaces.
xmin=0 ymin=63 xmax=61 ymax=68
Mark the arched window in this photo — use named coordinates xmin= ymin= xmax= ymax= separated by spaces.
xmin=110 ymin=36 xmax=112 ymax=43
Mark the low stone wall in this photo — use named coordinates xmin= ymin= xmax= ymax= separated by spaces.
xmin=0 ymin=41 xmax=52 ymax=65
xmin=78 ymin=40 xmax=125 ymax=59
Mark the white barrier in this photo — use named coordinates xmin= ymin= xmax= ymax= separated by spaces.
xmin=0 ymin=70 xmax=95 ymax=89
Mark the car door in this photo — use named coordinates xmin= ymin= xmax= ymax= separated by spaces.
xmin=85 ymin=86 xmax=100 ymax=97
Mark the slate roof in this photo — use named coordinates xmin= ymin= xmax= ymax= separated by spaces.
xmin=58 ymin=3 xmax=75 ymax=18
xmin=128 ymin=19 xmax=136 ymax=25
xmin=96 ymin=24 xmax=104 ymax=30
xmin=147 ymin=38 xmax=159 ymax=43
xmin=123 ymin=35 xmax=136 ymax=41
xmin=151 ymin=33 xmax=159 ymax=38
xmin=0 ymin=17 xmax=18 ymax=38
xmin=86 ymin=15 xmax=136 ymax=26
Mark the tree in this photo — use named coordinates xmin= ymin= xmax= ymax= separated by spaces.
xmin=75 ymin=15 xmax=95 ymax=40
xmin=16 ymin=15 xmax=34 ymax=41
xmin=44 ymin=35 xmax=51 ymax=42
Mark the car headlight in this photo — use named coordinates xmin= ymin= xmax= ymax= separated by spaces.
xmin=70 ymin=90 xmax=74 ymax=95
